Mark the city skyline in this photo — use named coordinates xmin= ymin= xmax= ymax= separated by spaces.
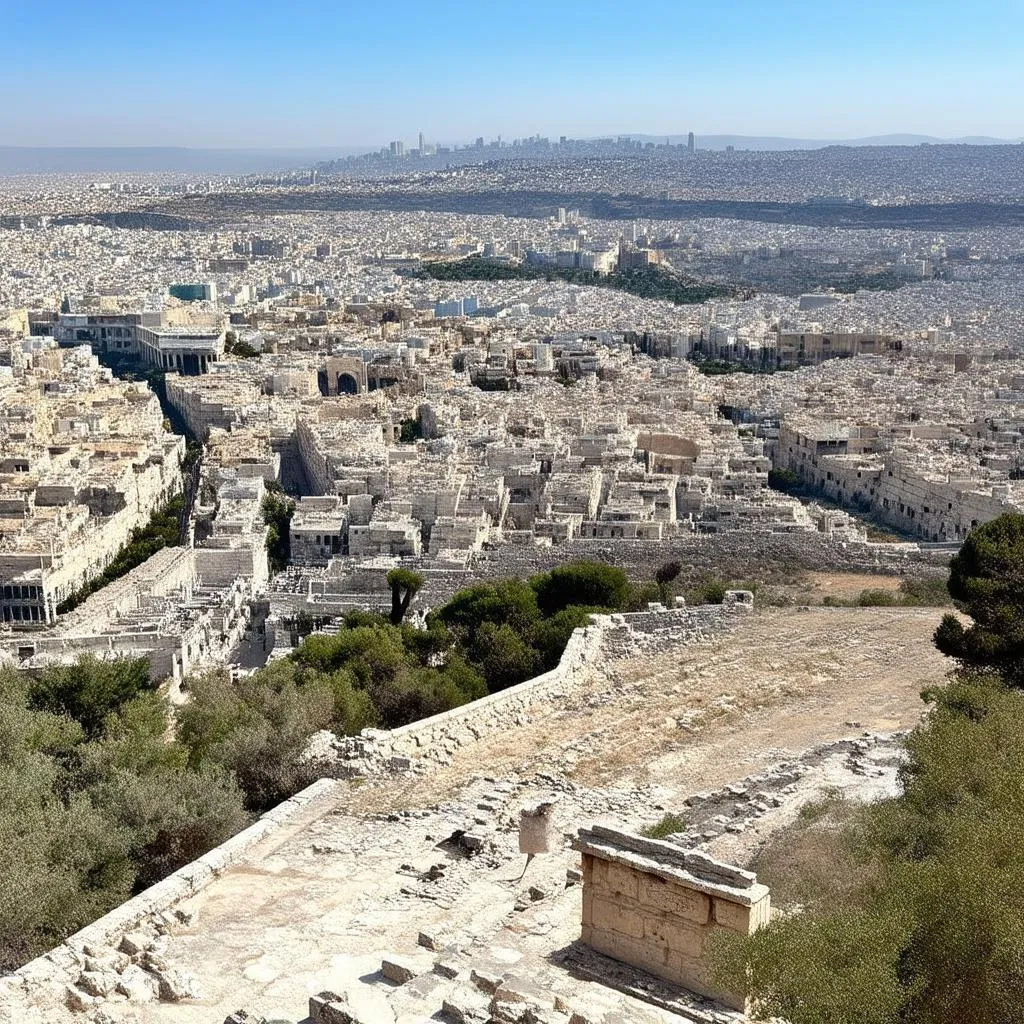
xmin=3 ymin=0 xmax=1022 ymax=148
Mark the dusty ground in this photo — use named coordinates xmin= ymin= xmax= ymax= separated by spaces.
xmin=366 ymin=604 xmax=949 ymax=811
xmin=11 ymin=604 xmax=953 ymax=1024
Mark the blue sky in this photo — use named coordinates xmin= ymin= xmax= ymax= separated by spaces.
xmin=5 ymin=0 xmax=1022 ymax=147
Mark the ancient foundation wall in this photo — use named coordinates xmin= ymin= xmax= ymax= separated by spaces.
xmin=2 ymin=779 xmax=340 ymax=1008
xmin=334 ymin=604 xmax=739 ymax=769
xmin=575 ymin=825 xmax=770 ymax=1011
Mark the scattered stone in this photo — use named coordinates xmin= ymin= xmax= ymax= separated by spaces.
xmin=115 ymin=964 xmax=160 ymax=1003
xmin=380 ymin=957 xmax=419 ymax=984
xmin=528 ymin=885 xmax=550 ymax=902
xmin=309 ymin=991 xmax=364 ymax=1024
xmin=460 ymin=832 xmax=487 ymax=853
xmin=78 ymin=971 xmax=118 ymax=998
xmin=152 ymin=966 xmax=202 ymax=1002
xmin=118 ymin=933 xmax=149 ymax=957
xmin=470 ymin=966 xmax=504 ymax=994
xmin=433 ymin=958 xmax=462 ymax=980
xmin=565 ymin=868 xmax=583 ymax=886
xmin=65 ymin=984 xmax=97 ymax=1012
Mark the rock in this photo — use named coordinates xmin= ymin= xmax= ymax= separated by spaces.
xmin=460 ymin=832 xmax=487 ymax=853
xmin=417 ymin=930 xmax=442 ymax=951
xmin=152 ymin=967 xmax=202 ymax=1002
xmin=78 ymin=970 xmax=119 ymax=998
xmin=65 ymin=984 xmax=97 ymax=1012
xmin=470 ymin=966 xmax=504 ymax=994
xmin=118 ymin=933 xmax=150 ymax=957
xmin=173 ymin=907 xmax=198 ymax=926
xmin=380 ymin=957 xmax=418 ymax=984
xmin=433 ymin=958 xmax=462 ymax=980
xmin=115 ymin=964 xmax=159 ymax=1003
xmin=527 ymin=885 xmax=549 ymax=902
xmin=491 ymin=974 xmax=557 ymax=1012
xmin=223 ymin=1012 xmax=267 ymax=1024
xmin=308 ymin=990 xmax=366 ymax=1024
xmin=565 ymin=868 xmax=583 ymax=886
xmin=89 ymin=950 xmax=130 ymax=972
xmin=442 ymin=984 xmax=490 ymax=1023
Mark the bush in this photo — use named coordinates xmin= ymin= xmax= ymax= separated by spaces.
xmin=0 ymin=662 xmax=248 ymax=970
xmin=27 ymin=655 xmax=153 ymax=738
xmin=642 ymin=812 xmax=687 ymax=839
xmin=531 ymin=561 xmax=630 ymax=616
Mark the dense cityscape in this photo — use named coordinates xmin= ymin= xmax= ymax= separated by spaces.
xmin=3 ymin=0 xmax=1024 ymax=1019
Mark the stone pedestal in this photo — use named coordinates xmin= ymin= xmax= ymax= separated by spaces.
xmin=574 ymin=825 xmax=770 ymax=1011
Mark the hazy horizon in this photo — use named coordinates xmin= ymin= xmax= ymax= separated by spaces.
xmin=4 ymin=0 xmax=1023 ymax=148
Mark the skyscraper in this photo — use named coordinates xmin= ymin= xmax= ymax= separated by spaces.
xmin=687 ymin=132 xmax=695 ymax=153
xmin=418 ymin=131 xmax=424 ymax=153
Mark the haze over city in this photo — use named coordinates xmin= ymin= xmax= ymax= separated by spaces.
xmin=4 ymin=0 xmax=1023 ymax=148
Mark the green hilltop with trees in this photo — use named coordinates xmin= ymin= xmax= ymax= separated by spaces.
xmin=412 ymin=257 xmax=737 ymax=306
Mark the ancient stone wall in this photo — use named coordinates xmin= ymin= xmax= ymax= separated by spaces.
xmin=326 ymin=604 xmax=739 ymax=772
xmin=575 ymin=825 xmax=771 ymax=1011
xmin=1 ymin=779 xmax=340 ymax=1012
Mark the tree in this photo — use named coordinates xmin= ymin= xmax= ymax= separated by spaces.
xmin=934 ymin=513 xmax=1024 ymax=686
xmin=435 ymin=580 xmax=540 ymax=640
xmin=261 ymin=492 xmax=295 ymax=573
xmin=531 ymin=561 xmax=630 ymax=617
xmin=27 ymin=655 xmax=152 ymax=739
xmin=655 ymin=560 xmax=683 ymax=605
xmin=387 ymin=568 xmax=424 ymax=625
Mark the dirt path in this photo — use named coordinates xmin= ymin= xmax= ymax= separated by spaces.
xmin=357 ymin=605 xmax=951 ymax=813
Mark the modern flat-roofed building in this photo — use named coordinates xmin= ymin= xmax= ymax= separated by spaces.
xmin=54 ymin=312 xmax=225 ymax=374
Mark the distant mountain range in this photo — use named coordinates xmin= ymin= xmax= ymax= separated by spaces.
xmin=0 ymin=135 xmax=1020 ymax=175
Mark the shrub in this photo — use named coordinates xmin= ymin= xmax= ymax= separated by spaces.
xmin=531 ymin=561 xmax=630 ymax=616
xmin=642 ymin=812 xmax=687 ymax=839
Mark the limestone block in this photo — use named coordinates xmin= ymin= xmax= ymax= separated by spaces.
xmin=643 ymin=913 xmax=703 ymax=958
xmin=77 ymin=970 xmax=118 ymax=997
xmin=711 ymin=898 xmax=754 ymax=934
xmin=591 ymin=895 xmax=644 ymax=940
xmin=637 ymin=873 xmax=710 ymax=924
xmin=152 ymin=966 xmax=202 ymax=1001
xmin=518 ymin=801 xmax=556 ymax=855
xmin=380 ymin=956 xmax=419 ymax=984
xmin=442 ymin=983 xmax=490 ymax=1023
xmin=585 ymin=928 xmax=670 ymax=980
xmin=115 ymin=964 xmax=160 ymax=1003
xmin=119 ymin=932 xmax=150 ymax=957
xmin=602 ymin=861 xmax=639 ymax=901
xmin=64 ymin=984 xmax=97 ymax=1012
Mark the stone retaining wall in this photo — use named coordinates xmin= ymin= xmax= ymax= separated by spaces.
xmin=2 ymin=779 xmax=339 ymax=1008
xmin=327 ymin=604 xmax=741 ymax=772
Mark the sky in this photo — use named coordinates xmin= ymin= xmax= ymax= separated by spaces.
xmin=4 ymin=0 xmax=1022 ymax=148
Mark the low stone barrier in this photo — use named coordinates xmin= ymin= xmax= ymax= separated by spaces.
xmin=325 ymin=603 xmax=741 ymax=771
xmin=4 ymin=778 xmax=339 ymax=1002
